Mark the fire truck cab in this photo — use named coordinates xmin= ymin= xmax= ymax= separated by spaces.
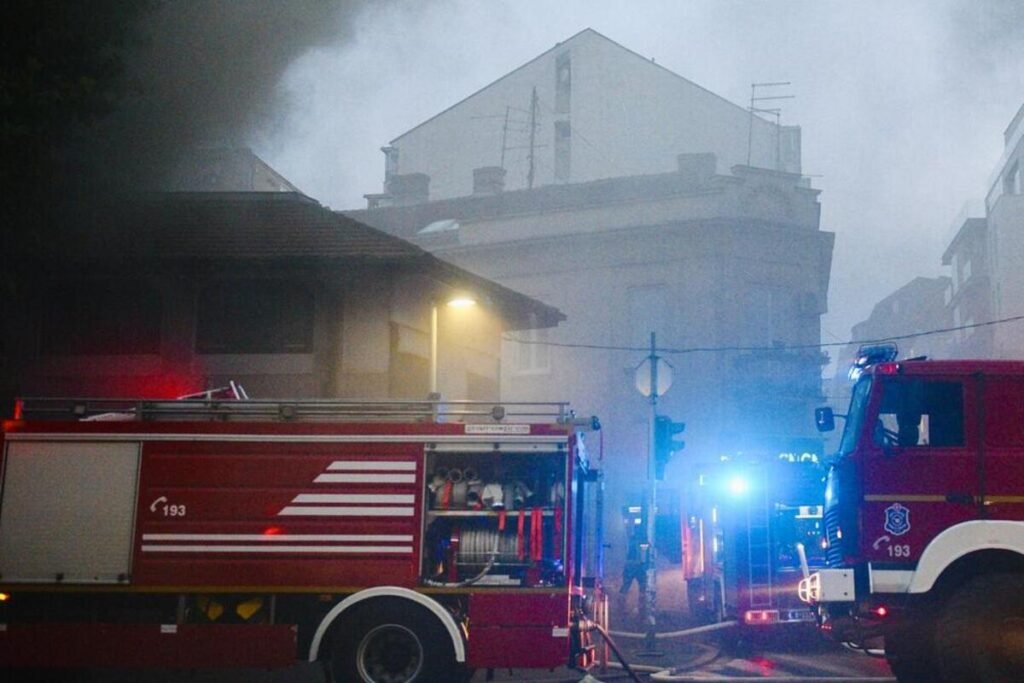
xmin=0 ymin=395 xmax=603 ymax=681
xmin=800 ymin=345 xmax=1024 ymax=682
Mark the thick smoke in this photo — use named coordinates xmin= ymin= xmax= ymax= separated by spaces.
xmin=2 ymin=0 xmax=389 ymax=218
xmin=85 ymin=0 xmax=388 ymax=193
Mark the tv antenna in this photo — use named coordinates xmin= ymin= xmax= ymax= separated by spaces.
xmin=746 ymin=81 xmax=794 ymax=170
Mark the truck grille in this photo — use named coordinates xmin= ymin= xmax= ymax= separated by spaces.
xmin=824 ymin=506 xmax=844 ymax=566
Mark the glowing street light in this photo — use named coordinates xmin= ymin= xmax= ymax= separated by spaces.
xmin=430 ymin=294 xmax=477 ymax=395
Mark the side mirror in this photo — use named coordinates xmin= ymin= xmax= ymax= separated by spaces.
xmin=815 ymin=407 xmax=836 ymax=432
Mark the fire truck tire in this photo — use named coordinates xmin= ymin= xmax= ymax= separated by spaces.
xmin=883 ymin=619 xmax=938 ymax=683
xmin=328 ymin=598 xmax=462 ymax=683
xmin=934 ymin=573 xmax=1024 ymax=683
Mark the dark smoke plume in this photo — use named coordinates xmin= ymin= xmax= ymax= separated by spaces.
xmin=2 ymin=1 xmax=384 ymax=258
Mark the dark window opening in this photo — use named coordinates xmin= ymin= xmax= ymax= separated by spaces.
xmin=874 ymin=378 xmax=965 ymax=448
xmin=554 ymin=120 xmax=571 ymax=181
xmin=555 ymin=52 xmax=571 ymax=114
xmin=196 ymin=281 xmax=314 ymax=354
xmin=41 ymin=281 xmax=162 ymax=355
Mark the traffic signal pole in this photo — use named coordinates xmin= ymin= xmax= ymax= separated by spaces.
xmin=643 ymin=332 xmax=660 ymax=654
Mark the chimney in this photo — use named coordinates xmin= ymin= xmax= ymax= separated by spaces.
xmin=677 ymin=153 xmax=717 ymax=186
xmin=385 ymin=173 xmax=430 ymax=206
xmin=472 ymin=166 xmax=506 ymax=195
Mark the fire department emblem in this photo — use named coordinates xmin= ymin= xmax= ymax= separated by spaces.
xmin=884 ymin=503 xmax=911 ymax=536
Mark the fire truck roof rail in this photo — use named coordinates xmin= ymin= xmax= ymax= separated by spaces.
xmin=13 ymin=397 xmax=577 ymax=424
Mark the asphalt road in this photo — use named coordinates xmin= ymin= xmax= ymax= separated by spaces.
xmin=29 ymin=618 xmax=894 ymax=683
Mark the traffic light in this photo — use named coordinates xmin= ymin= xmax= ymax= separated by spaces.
xmin=654 ymin=415 xmax=686 ymax=480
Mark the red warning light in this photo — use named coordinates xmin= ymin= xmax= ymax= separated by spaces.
xmin=874 ymin=605 xmax=888 ymax=617
xmin=263 ymin=526 xmax=282 ymax=536
xmin=875 ymin=362 xmax=900 ymax=375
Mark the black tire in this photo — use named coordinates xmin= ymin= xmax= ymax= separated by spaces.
xmin=934 ymin=573 xmax=1024 ymax=683
xmin=329 ymin=598 xmax=462 ymax=683
xmin=884 ymin=618 xmax=939 ymax=683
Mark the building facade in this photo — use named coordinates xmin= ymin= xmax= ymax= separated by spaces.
xmin=987 ymin=103 xmax=1024 ymax=359
xmin=0 ymin=192 xmax=561 ymax=409
xmin=942 ymin=214 xmax=994 ymax=359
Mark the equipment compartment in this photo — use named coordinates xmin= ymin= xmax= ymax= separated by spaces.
xmin=421 ymin=449 xmax=567 ymax=587
xmin=0 ymin=441 xmax=140 ymax=583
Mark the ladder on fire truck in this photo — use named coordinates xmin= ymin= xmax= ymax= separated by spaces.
xmin=746 ymin=475 xmax=773 ymax=609
xmin=13 ymin=392 xmax=579 ymax=425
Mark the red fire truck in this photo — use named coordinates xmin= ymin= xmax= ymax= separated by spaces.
xmin=683 ymin=450 xmax=827 ymax=630
xmin=0 ymin=394 xmax=604 ymax=681
xmin=800 ymin=345 xmax=1024 ymax=682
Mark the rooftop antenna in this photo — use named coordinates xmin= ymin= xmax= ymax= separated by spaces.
xmin=500 ymin=106 xmax=510 ymax=170
xmin=527 ymin=86 xmax=539 ymax=189
xmin=747 ymin=82 xmax=794 ymax=169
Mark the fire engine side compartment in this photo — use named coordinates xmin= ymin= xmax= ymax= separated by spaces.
xmin=0 ymin=441 xmax=140 ymax=584
xmin=466 ymin=591 xmax=570 ymax=668
xmin=133 ymin=439 xmax=423 ymax=589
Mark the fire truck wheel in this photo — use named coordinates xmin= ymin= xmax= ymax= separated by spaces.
xmin=883 ymin=619 xmax=938 ymax=683
xmin=329 ymin=598 xmax=461 ymax=683
xmin=934 ymin=573 xmax=1024 ymax=683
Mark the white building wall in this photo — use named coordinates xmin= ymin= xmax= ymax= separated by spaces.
xmin=986 ymin=103 xmax=1024 ymax=358
xmin=387 ymin=30 xmax=790 ymax=202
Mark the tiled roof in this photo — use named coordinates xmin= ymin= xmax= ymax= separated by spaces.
xmin=45 ymin=192 xmax=564 ymax=329
xmin=104 ymin=191 xmax=428 ymax=261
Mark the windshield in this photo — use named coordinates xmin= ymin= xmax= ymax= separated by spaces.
xmin=838 ymin=377 xmax=872 ymax=457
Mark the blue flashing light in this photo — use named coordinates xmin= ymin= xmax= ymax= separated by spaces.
xmin=727 ymin=476 xmax=750 ymax=496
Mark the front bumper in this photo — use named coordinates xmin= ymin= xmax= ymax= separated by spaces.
xmin=798 ymin=569 xmax=901 ymax=643
xmin=798 ymin=569 xmax=855 ymax=604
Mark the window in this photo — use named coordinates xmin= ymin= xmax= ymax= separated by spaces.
xmin=839 ymin=378 xmax=872 ymax=457
xmin=950 ymin=253 xmax=959 ymax=295
xmin=960 ymin=257 xmax=972 ymax=287
xmin=1004 ymin=162 xmax=1019 ymax=196
xmin=555 ymin=52 xmax=571 ymax=113
xmin=627 ymin=285 xmax=669 ymax=348
xmin=874 ymin=378 xmax=965 ymax=448
xmin=382 ymin=146 xmax=399 ymax=180
xmin=512 ymin=326 xmax=551 ymax=374
xmin=744 ymin=285 xmax=793 ymax=345
xmin=41 ymin=281 xmax=162 ymax=355
xmin=554 ymin=120 xmax=571 ymax=182
xmin=196 ymin=281 xmax=314 ymax=354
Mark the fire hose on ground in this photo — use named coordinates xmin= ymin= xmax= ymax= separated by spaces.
xmin=580 ymin=619 xmax=736 ymax=683
xmin=586 ymin=620 xmax=895 ymax=682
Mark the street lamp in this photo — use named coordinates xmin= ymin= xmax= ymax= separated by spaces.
xmin=430 ymin=294 xmax=477 ymax=395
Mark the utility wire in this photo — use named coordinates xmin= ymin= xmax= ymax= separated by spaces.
xmin=503 ymin=314 xmax=1024 ymax=356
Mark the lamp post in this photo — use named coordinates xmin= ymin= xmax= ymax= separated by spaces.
xmin=430 ymin=295 xmax=477 ymax=396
